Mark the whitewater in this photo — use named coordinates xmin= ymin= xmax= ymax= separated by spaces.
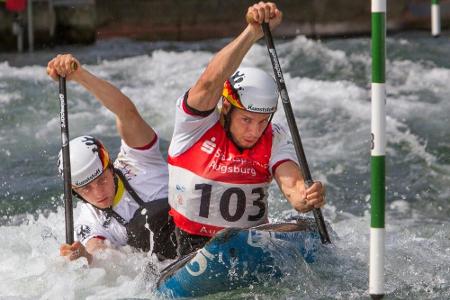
xmin=0 ymin=31 xmax=449 ymax=299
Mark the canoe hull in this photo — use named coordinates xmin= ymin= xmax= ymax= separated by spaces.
xmin=157 ymin=219 xmax=322 ymax=298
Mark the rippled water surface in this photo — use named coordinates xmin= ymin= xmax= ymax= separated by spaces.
xmin=0 ymin=31 xmax=449 ymax=299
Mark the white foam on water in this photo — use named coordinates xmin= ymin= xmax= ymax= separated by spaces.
xmin=281 ymin=36 xmax=351 ymax=72
xmin=386 ymin=116 xmax=437 ymax=165
xmin=0 ymin=34 xmax=449 ymax=298
xmin=1 ymin=200 xmax=447 ymax=299
xmin=389 ymin=199 xmax=411 ymax=214
xmin=0 ymin=91 xmax=20 ymax=105
xmin=0 ymin=61 xmax=49 ymax=81
xmin=389 ymin=60 xmax=450 ymax=94
xmin=0 ymin=205 xmax=163 ymax=299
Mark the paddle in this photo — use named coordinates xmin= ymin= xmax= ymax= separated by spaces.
xmin=262 ymin=22 xmax=331 ymax=244
xmin=58 ymin=75 xmax=74 ymax=244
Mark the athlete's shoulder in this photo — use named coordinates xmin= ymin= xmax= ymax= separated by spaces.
xmin=271 ymin=122 xmax=291 ymax=143
xmin=114 ymin=137 xmax=166 ymax=173
xmin=169 ymin=96 xmax=221 ymax=157
xmin=271 ymin=122 xmax=289 ymax=135
xmin=77 ymin=201 xmax=106 ymax=221
xmin=75 ymin=203 xmax=110 ymax=244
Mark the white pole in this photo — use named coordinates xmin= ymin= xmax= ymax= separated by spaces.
xmin=370 ymin=0 xmax=386 ymax=299
xmin=12 ymin=18 xmax=24 ymax=53
xmin=431 ymin=0 xmax=441 ymax=37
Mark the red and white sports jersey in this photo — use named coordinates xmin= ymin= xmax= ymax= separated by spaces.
xmin=168 ymin=93 xmax=298 ymax=237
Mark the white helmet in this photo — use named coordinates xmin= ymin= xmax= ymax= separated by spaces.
xmin=58 ymin=136 xmax=111 ymax=187
xmin=222 ymin=67 xmax=279 ymax=114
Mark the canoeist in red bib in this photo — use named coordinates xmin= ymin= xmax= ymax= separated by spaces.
xmin=168 ymin=2 xmax=326 ymax=256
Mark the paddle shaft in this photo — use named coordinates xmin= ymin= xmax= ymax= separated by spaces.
xmin=262 ymin=23 xmax=331 ymax=244
xmin=59 ymin=76 xmax=74 ymax=244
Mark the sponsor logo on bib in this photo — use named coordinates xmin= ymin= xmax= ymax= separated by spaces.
xmin=200 ymin=226 xmax=219 ymax=236
xmin=201 ymin=137 xmax=216 ymax=154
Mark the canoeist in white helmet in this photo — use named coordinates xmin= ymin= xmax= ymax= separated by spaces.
xmin=168 ymin=2 xmax=326 ymax=256
xmin=47 ymin=54 xmax=177 ymax=264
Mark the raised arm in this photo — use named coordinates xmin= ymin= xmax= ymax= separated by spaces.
xmin=187 ymin=2 xmax=282 ymax=112
xmin=47 ymin=54 xmax=155 ymax=148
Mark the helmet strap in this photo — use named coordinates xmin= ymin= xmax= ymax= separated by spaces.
xmin=223 ymin=106 xmax=246 ymax=153
xmin=224 ymin=105 xmax=234 ymax=139
xmin=112 ymin=168 xmax=118 ymax=197
xmin=268 ymin=113 xmax=274 ymax=124
xmin=72 ymin=190 xmax=85 ymax=202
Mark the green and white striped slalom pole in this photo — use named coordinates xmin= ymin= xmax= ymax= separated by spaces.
xmin=370 ymin=1 xmax=386 ymax=299
xmin=431 ymin=0 xmax=441 ymax=37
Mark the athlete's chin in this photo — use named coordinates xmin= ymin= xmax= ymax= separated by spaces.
xmin=237 ymin=140 xmax=257 ymax=149
xmin=95 ymin=197 xmax=113 ymax=208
